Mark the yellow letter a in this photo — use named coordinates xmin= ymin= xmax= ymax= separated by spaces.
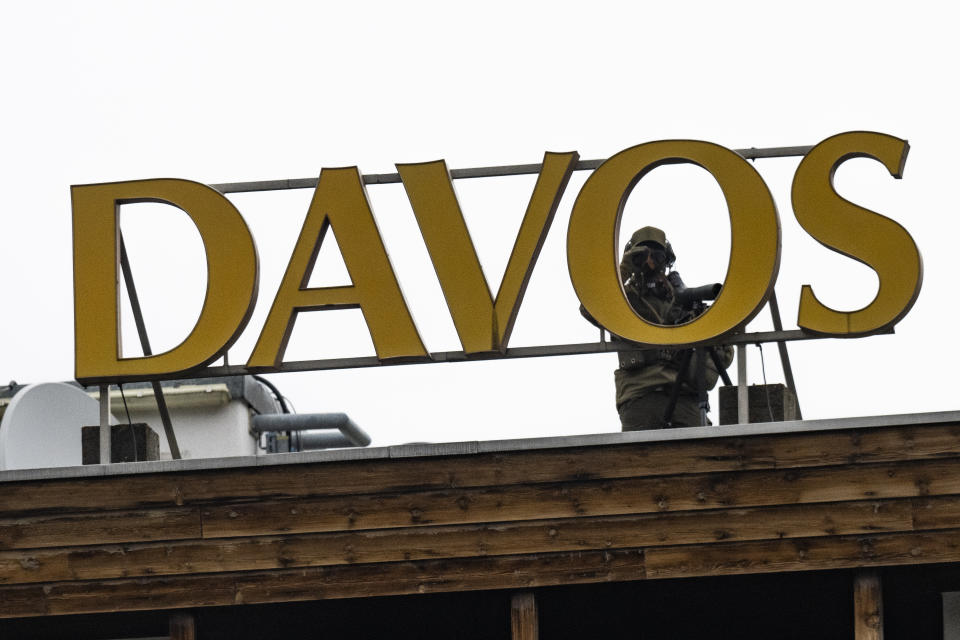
xmin=247 ymin=168 xmax=427 ymax=368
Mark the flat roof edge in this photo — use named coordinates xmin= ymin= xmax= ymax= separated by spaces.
xmin=2 ymin=409 xmax=959 ymax=484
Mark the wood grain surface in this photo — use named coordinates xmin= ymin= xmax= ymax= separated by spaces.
xmin=0 ymin=422 xmax=958 ymax=618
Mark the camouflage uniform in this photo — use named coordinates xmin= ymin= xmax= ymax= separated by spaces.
xmin=613 ymin=228 xmax=733 ymax=431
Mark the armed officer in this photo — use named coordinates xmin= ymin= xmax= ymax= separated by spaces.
xmin=606 ymin=226 xmax=733 ymax=431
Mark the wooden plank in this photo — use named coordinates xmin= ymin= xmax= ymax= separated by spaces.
xmin=0 ymin=455 xmax=950 ymax=550
xmin=2 ymin=423 xmax=959 ymax=516
xmin=0 ymin=499 xmax=917 ymax=585
xmin=170 ymin=612 xmax=196 ymax=640
xmin=645 ymin=528 xmax=960 ymax=579
xmin=199 ymin=458 xmax=960 ymax=539
xmin=3 ymin=527 xmax=960 ymax=619
xmin=0 ymin=549 xmax=645 ymax=618
xmin=912 ymin=496 xmax=960 ymax=530
xmin=1 ymin=455 xmax=957 ymax=561
xmin=0 ymin=507 xmax=201 ymax=550
xmin=0 ymin=454 xmax=948 ymax=553
xmin=511 ymin=592 xmax=538 ymax=640
xmin=0 ymin=474 xmax=189 ymax=516
xmin=854 ymin=569 xmax=884 ymax=640
xmin=2 ymin=527 xmax=960 ymax=619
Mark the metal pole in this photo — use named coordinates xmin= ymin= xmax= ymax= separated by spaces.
xmin=768 ymin=291 xmax=802 ymax=419
xmin=737 ymin=345 xmax=749 ymax=424
xmin=209 ymin=145 xmax=814 ymax=194
xmin=80 ymin=325 xmax=893 ymax=386
xmin=119 ymin=235 xmax=182 ymax=459
xmin=99 ymin=384 xmax=111 ymax=464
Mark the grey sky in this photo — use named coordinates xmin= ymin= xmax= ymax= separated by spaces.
xmin=1 ymin=2 xmax=955 ymax=445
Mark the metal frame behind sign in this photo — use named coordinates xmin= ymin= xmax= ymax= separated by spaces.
xmin=110 ymin=143 xmax=915 ymax=425
xmin=84 ymin=138 xmax=926 ymax=458
xmin=113 ymin=147 xmax=810 ymax=393
xmin=208 ymin=146 xmax=816 ymax=193
xmin=200 ymin=146 xmax=817 ymax=377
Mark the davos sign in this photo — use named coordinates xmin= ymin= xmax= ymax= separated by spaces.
xmin=72 ymin=132 xmax=922 ymax=384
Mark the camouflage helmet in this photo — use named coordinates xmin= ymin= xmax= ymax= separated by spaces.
xmin=621 ymin=226 xmax=676 ymax=277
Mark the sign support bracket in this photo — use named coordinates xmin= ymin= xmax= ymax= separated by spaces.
xmin=98 ymin=384 xmax=110 ymax=463
xmin=768 ymin=290 xmax=802 ymax=419
xmin=118 ymin=234 xmax=183 ymax=459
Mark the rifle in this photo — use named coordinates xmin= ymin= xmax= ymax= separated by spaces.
xmin=667 ymin=271 xmax=722 ymax=310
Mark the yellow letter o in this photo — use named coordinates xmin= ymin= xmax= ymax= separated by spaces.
xmin=567 ymin=140 xmax=781 ymax=345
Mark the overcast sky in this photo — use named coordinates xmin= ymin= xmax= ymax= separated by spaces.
xmin=1 ymin=2 xmax=956 ymax=446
